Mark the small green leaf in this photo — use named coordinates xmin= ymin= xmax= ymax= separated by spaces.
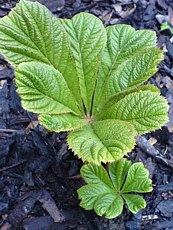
xmin=78 ymin=167 xmax=123 ymax=219
xmin=122 ymin=194 xmax=146 ymax=213
xmin=160 ymin=22 xmax=169 ymax=32
xmin=78 ymin=159 xmax=152 ymax=219
xmin=121 ymin=162 xmax=152 ymax=193
xmin=68 ymin=120 xmax=136 ymax=164
xmin=160 ymin=22 xmax=173 ymax=35
xmin=81 ymin=163 xmax=114 ymax=188
xmin=109 ymin=158 xmax=131 ymax=190
xmin=94 ymin=194 xmax=123 ymax=219
xmin=78 ymin=184 xmax=109 ymax=210
xmin=99 ymin=91 xmax=169 ymax=134
xmin=39 ymin=113 xmax=87 ymax=132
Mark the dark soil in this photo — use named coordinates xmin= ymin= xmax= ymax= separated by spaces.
xmin=0 ymin=0 xmax=173 ymax=229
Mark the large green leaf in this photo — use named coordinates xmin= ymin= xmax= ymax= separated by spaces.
xmin=78 ymin=159 xmax=152 ymax=219
xmin=68 ymin=120 xmax=136 ymax=165
xmin=93 ymin=24 xmax=158 ymax=113
xmin=60 ymin=13 xmax=107 ymax=115
xmin=99 ymin=91 xmax=169 ymax=134
xmin=107 ymin=48 xmax=163 ymax=95
xmin=96 ymin=85 xmax=160 ymax=117
xmin=15 ymin=62 xmax=80 ymax=115
xmin=94 ymin=48 xmax=162 ymax=114
xmin=0 ymin=0 xmax=83 ymax=110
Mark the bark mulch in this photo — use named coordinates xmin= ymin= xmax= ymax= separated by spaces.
xmin=0 ymin=0 xmax=173 ymax=229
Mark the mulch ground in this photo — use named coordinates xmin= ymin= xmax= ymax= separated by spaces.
xmin=0 ymin=0 xmax=173 ymax=229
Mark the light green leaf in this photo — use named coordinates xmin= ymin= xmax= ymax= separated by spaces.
xmin=122 ymin=194 xmax=146 ymax=213
xmin=78 ymin=165 xmax=123 ymax=219
xmin=93 ymin=24 xmax=157 ymax=113
xmin=121 ymin=162 xmax=152 ymax=193
xmin=109 ymin=158 xmax=131 ymax=190
xmin=68 ymin=120 xmax=136 ymax=164
xmin=78 ymin=184 xmax=123 ymax=219
xmin=78 ymin=184 xmax=111 ymax=210
xmin=107 ymin=48 xmax=163 ymax=95
xmin=15 ymin=62 xmax=80 ymax=115
xmin=60 ymin=13 xmax=107 ymax=115
xmin=78 ymin=159 xmax=152 ymax=219
xmin=94 ymin=194 xmax=123 ymax=219
xmin=0 ymin=0 xmax=52 ymax=66
xmin=99 ymin=91 xmax=169 ymax=134
xmin=96 ymin=84 xmax=160 ymax=116
xmin=39 ymin=113 xmax=87 ymax=132
xmin=81 ymin=163 xmax=114 ymax=188
xmin=0 ymin=0 xmax=83 ymax=110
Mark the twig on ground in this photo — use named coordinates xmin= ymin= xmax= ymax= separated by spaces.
xmin=136 ymin=136 xmax=173 ymax=169
xmin=0 ymin=160 xmax=27 ymax=173
xmin=66 ymin=174 xmax=81 ymax=179
xmin=0 ymin=129 xmax=24 ymax=134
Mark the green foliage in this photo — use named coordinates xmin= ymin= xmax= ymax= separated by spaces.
xmin=0 ymin=0 xmax=168 ymax=219
xmin=68 ymin=119 xmax=136 ymax=164
xmin=0 ymin=0 xmax=168 ymax=165
xmin=160 ymin=22 xmax=173 ymax=34
xmin=78 ymin=158 xmax=152 ymax=219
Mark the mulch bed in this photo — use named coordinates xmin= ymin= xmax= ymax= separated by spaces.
xmin=0 ymin=0 xmax=173 ymax=229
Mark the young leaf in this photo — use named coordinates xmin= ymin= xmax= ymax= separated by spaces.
xmin=68 ymin=120 xmax=136 ymax=165
xmin=94 ymin=193 xmax=124 ymax=219
xmin=80 ymin=163 xmax=114 ymax=188
xmin=109 ymin=158 xmax=131 ymax=190
xmin=78 ymin=159 xmax=152 ymax=218
xmin=122 ymin=194 xmax=146 ymax=214
xmin=60 ymin=13 xmax=107 ymax=115
xmin=121 ymin=162 xmax=152 ymax=193
xmin=78 ymin=184 xmax=123 ymax=219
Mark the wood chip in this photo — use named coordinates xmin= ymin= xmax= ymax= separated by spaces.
xmin=148 ymin=137 xmax=157 ymax=145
